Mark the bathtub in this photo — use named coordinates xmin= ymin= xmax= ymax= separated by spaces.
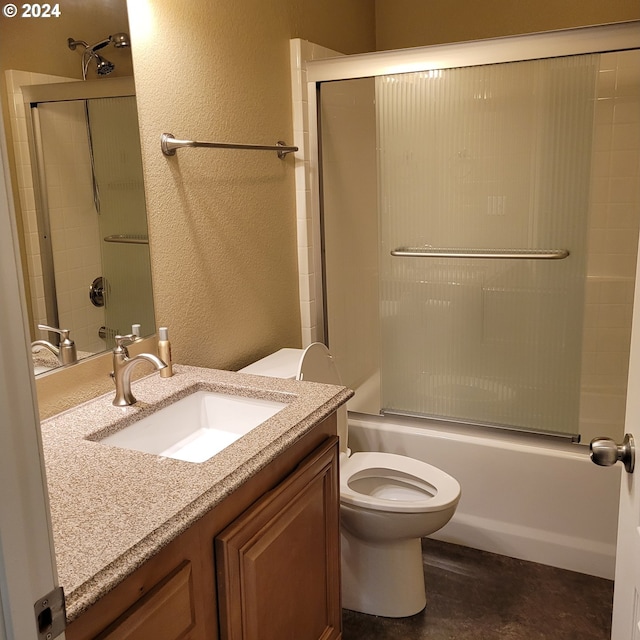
xmin=347 ymin=412 xmax=620 ymax=579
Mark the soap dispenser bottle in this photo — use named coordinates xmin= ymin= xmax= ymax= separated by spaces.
xmin=157 ymin=327 xmax=173 ymax=378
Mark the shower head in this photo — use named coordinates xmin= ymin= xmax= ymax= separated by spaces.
xmin=94 ymin=54 xmax=115 ymax=76
xmin=110 ymin=33 xmax=130 ymax=48
xmin=89 ymin=33 xmax=130 ymax=52
xmin=68 ymin=33 xmax=130 ymax=79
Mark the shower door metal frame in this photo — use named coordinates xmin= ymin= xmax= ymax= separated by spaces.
xmin=305 ymin=20 xmax=640 ymax=344
xmin=307 ymin=21 xmax=640 ymax=83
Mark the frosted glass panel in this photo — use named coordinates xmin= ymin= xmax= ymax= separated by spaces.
xmin=376 ymin=56 xmax=597 ymax=435
xmin=88 ymin=97 xmax=154 ymax=345
xmin=320 ymin=78 xmax=380 ymax=414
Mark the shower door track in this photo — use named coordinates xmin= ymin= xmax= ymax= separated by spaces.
xmin=381 ymin=409 xmax=581 ymax=443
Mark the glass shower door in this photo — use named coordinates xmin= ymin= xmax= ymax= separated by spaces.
xmin=376 ymin=55 xmax=598 ymax=436
xmin=321 ymin=53 xmax=601 ymax=438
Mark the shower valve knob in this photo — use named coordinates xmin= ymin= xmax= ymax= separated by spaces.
xmin=589 ymin=433 xmax=635 ymax=473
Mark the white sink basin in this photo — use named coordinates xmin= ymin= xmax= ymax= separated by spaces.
xmin=99 ymin=391 xmax=287 ymax=463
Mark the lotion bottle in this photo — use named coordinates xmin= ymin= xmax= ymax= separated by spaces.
xmin=157 ymin=327 xmax=173 ymax=378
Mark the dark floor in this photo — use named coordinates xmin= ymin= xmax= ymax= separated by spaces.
xmin=342 ymin=539 xmax=614 ymax=640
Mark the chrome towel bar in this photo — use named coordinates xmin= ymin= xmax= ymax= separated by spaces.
xmin=391 ymin=247 xmax=570 ymax=260
xmin=160 ymin=133 xmax=298 ymax=158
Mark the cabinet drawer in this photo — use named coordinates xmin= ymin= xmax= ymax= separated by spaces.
xmin=97 ymin=561 xmax=195 ymax=640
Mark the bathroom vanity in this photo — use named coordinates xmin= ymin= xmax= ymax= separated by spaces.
xmin=40 ymin=365 xmax=351 ymax=640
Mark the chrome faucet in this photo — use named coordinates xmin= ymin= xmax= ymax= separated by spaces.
xmin=112 ymin=334 xmax=167 ymax=406
xmin=31 ymin=324 xmax=77 ymax=365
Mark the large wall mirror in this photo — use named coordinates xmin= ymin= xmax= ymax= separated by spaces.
xmin=0 ymin=0 xmax=154 ymax=375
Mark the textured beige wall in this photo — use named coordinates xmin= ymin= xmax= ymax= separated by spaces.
xmin=127 ymin=0 xmax=375 ymax=371
xmin=375 ymin=0 xmax=640 ymax=49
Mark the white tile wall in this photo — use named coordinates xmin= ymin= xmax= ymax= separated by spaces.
xmin=580 ymin=49 xmax=640 ymax=442
xmin=289 ymin=39 xmax=343 ymax=346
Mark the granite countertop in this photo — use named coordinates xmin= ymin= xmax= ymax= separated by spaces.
xmin=40 ymin=364 xmax=352 ymax=622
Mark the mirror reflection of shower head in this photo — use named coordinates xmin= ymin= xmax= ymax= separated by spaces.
xmin=110 ymin=33 xmax=131 ymax=48
xmin=94 ymin=54 xmax=115 ymax=76
xmin=67 ymin=33 xmax=130 ymax=79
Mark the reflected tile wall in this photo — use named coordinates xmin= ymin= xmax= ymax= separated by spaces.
xmin=5 ymin=70 xmax=105 ymax=352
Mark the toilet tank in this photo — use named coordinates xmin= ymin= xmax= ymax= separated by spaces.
xmin=239 ymin=345 xmax=349 ymax=452
xmin=238 ymin=348 xmax=303 ymax=379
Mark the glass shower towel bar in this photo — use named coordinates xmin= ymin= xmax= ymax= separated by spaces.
xmin=104 ymin=234 xmax=149 ymax=245
xmin=160 ymin=133 xmax=298 ymax=158
xmin=391 ymin=247 xmax=570 ymax=260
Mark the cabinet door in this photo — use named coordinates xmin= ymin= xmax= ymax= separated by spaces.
xmin=216 ymin=437 xmax=340 ymax=640
xmin=65 ymin=526 xmax=204 ymax=640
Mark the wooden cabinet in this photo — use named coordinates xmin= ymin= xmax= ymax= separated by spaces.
xmin=65 ymin=523 xmax=205 ymax=640
xmin=65 ymin=415 xmax=341 ymax=640
xmin=216 ymin=438 xmax=340 ymax=640
xmin=98 ymin=561 xmax=196 ymax=640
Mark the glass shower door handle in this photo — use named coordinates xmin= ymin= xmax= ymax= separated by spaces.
xmin=590 ymin=434 xmax=635 ymax=473
xmin=390 ymin=247 xmax=570 ymax=260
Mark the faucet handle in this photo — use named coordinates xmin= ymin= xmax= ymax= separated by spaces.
xmin=114 ymin=334 xmax=138 ymax=352
xmin=38 ymin=324 xmax=71 ymax=340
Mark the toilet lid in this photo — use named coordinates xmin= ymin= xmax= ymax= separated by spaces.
xmin=298 ymin=342 xmax=342 ymax=385
xmin=341 ymin=451 xmax=461 ymax=514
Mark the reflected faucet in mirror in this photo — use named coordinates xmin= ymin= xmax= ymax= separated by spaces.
xmin=31 ymin=324 xmax=77 ymax=368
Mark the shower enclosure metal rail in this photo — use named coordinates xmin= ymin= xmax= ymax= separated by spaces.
xmin=305 ymin=22 xmax=640 ymax=83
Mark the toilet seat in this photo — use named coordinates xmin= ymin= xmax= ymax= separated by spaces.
xmin=341 ymin=451 xmax=460 ymax=514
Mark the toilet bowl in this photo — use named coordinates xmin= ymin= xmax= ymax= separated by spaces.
xmin=240 ymin=343 xmax=461 ymax=618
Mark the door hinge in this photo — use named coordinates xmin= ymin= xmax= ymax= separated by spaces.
xmin=34 ymin=586 xmax=66 ymax=640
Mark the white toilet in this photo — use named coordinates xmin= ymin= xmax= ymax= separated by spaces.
xmin=240 ymin=343 xmax=461 ymax=618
